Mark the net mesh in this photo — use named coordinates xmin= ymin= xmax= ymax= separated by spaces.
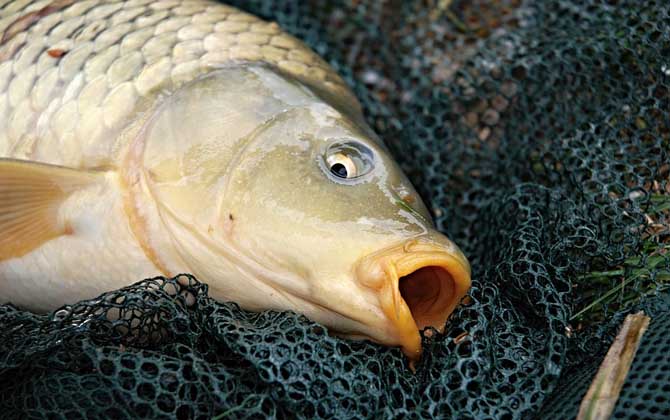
xmin=1 ymin=0 xmax=669 ymax=418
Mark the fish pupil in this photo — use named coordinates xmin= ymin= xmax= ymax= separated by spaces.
xmin=331 ymin=163 xmax=348 ymax=178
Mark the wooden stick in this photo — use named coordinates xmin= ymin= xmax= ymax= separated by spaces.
xmin=577 ymin=311 xmax=651 ymax=420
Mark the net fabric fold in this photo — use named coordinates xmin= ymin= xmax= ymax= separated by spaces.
xmin=1 ymin=0 xmax=669 ymax=418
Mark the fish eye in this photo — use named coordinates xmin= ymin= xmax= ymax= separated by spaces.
xmin=322 ymin=141 xmax=375 ymax=182
xmin=327 ymin=152 xmax=357 ymax=178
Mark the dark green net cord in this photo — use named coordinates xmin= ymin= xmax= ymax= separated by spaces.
xmin=1 ymin=1 xmax=669 ymax=418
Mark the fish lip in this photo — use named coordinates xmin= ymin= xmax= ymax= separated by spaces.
xmin=355 ymin=237 xmax=471 ymax=361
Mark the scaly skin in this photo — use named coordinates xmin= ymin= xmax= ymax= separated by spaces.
xmin=0 ymin=0 xmax=359 ymax=167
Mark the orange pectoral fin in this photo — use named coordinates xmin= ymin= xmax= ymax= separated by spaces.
xmin=0 ymin=158 xmax=102 ymax=261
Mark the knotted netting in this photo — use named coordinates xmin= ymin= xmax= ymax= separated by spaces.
xmin=1 ymin=0 xmax=669 ymax=418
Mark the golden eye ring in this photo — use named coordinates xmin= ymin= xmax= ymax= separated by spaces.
xmin=327 ymin=152 xmax=358 ymax=179
xmin=321 ymin=140 xmax=375 ymax=183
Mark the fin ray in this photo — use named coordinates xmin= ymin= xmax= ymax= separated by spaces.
xmin=0 ymin=158 xmax=102 ymax=261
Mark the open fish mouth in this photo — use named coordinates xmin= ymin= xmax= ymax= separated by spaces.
xmin=356 ymin=237 xmax=471 ymax=360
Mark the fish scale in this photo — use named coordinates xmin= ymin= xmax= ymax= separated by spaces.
xmin=0 ymin=0 xmax=357 ymax=167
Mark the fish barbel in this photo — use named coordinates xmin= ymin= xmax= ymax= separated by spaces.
xmin=0 ymin=0 xmax=471 ymax=360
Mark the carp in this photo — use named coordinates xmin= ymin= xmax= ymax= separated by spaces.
xmin=0 ymin=0 xmax=470 ymax=360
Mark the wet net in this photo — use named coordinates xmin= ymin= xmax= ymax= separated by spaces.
xmin=1 ymin=0 xmax=669 ymax=418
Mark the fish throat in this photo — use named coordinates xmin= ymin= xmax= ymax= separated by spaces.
xmin=398 ymin=266 xmax=455 ymax=331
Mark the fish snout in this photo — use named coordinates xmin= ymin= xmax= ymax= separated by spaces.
xmin=355 ymin=234 xmax=471 ymax=360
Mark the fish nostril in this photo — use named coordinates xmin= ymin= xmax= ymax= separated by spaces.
xmin=398 ymin=266 xmax=456 ymax=331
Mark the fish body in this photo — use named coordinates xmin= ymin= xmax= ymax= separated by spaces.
xmin=0 ymin=0 xmax=470 ymax=359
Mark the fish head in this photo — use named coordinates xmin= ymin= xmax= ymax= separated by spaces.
xmin=137 ymin=65 xmax=470 ymax=360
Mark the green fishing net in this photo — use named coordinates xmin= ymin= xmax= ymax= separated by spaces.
xmin=1 ymin=0 xmax=669 ymax=418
